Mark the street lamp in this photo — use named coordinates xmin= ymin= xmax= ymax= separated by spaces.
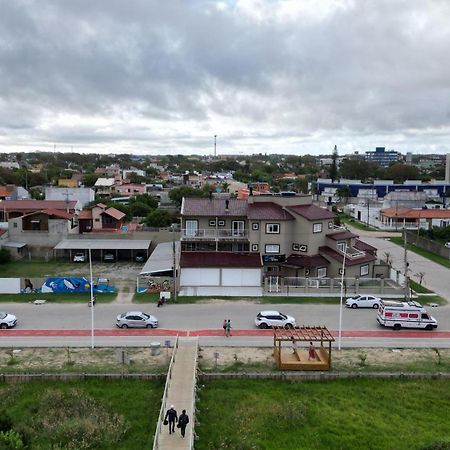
xmin=88 ymin=246 xmax=95 ymax=349
xmin=338 ymin=244 xmax=347 ymax=351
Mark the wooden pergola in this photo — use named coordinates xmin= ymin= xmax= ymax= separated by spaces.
xmin=273 ymin=326 xmax=335 ymax=371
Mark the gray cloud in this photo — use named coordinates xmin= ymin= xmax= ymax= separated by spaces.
xmin=0 ymin=0 xmax=450 ymax=155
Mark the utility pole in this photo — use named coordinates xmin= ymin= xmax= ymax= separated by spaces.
xmin=403 ymin=228 xmax=410 ymax=302
xmin=214 ymin=135 xmax=217 ymax=158
xmin=366 ymin=198 xmax=370 ymax=229
xmin=172 ymin=225 xmax=177 ymax=303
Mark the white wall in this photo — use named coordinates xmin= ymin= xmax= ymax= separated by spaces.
xmin=222 ymin=268 xmax=261 ymax=286
xmin=0 ymin=278 xmax=21 ymax=294
xmin=180 ymin=268 xmax=220 ymax=286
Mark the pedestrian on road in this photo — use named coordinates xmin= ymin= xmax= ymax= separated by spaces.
xmin=178 ymin=409 xmax=190 ymax=438
xmin=222 ymin=319 xmax=227 ymax=335
xmin=308 ymin=341 xmax=317 ymax=361
xmin=225 ymin=319 xmax=232 ymax=337
xmin=164 ymin=405 xmax=178 ymax=434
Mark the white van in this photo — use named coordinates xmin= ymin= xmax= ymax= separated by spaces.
xmin=377 ymin=300 xmax=438 ymax=330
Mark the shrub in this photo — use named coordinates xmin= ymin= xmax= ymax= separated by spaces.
xmin=420 ymin=442 xmax=450 ymax=450
xmin=0 ymin=430 xmax=25 ymax=450
xmin=0 ymin=411 xmax=13 ymax=433
xmin=0 ymin=249 xmax=11 ymax=265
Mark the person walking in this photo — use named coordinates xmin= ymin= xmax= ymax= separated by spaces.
xmin=225 ymin=319 xmax=232 ymax=337
xmin=178 ymin=409 xmax=190 ymax=438
xmin=308 ymin=341 xmax=317 ymax=361
xmin=222 ymin=319 xmax=227 ymax=336
xmin=164 ymin=405 xmax=178 ymax=434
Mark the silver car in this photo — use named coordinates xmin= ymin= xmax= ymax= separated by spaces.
xmin=255 ymin=310 xmax=296 ymax=329
xmin=345 ymin=294 xmax=381 ymax=309
xmin=116 ymin=311 xmax=158 ymax=329
xmin=0 ymin=312 xmax=17 ymax=329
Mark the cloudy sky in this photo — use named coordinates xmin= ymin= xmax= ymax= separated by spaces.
xmin=0 ymin=0 xmax=449 ymax=156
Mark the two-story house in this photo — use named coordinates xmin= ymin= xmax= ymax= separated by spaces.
xmin=180 ymin=194 xmax=377 ymax=293
xmin=78 ymin=203 xmax=126 ymax=233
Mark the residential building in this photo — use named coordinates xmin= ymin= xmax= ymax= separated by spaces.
xmin=114 ymin=183 xmax=146 ymax=196
xmin=94 ymin=178 xmax=116 ymax=196
xmin=0 ymin=199 xmax=78 ymax=222
xmin=379 ymin=207 xmax=450 ymax=230
xmin=180 ymin=194 xmax=377 ymax=286
xmin=0 ymin=185 xmax=29 ymax=201
xmin=0 ymin=162 xmax=20 ymax=170
xmin=78 ymin=203 xmax=126 ymax=233
xmin=58 ymin=179 xmax=79 ymax=188
xmin=364 ymin=147 xmax=402 ymax=167
xmin=45 ymin=187 xmax=95 ymax=207
xmin=123 ymin=168 xmax=146 ymax=179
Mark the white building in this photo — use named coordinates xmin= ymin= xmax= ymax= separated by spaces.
xmin=45 ymin=187 xmax=95 ymax=207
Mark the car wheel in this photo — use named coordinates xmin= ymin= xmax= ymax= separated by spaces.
xmin=373 ymin=304 xmax=379 ymax=309
xmin=393 ymin=323 xmax=401 ymax=330
xmin=0 ymin=323 xmax=8 ymax=329
xmin=146 ymin=324 xmax=154 ymax=328
xmin=425 ymin=324 xmax=434 ymax=330
xmin=351 ymin=304 xmax=357 ymax=309
xmin=284 ymin=323 xmax=294 ymax=329
xmin=120 ymin=324 xmax=128 ymax=329
xmin=259 ymin=323 xmax=269 ymax=329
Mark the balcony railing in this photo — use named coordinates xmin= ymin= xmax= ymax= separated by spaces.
xmin=181 ymin=229 xmax=249 ymax=240
xmin=340 ymin=246 xmax=366 ymax=259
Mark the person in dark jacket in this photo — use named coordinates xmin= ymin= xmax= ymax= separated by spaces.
xmin=165 ymin=405 xmax=178 ymax=434
xmin=178 ymin=409 xmax=190 ymax=438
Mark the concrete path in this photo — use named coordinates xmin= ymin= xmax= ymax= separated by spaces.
xmin=157 ymin=337 xmax=198 ymax=450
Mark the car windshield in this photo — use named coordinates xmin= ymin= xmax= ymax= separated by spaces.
xmin=0 ymin=312 xmax=6 ymax=319
xmin=142 ymin=313 xmax=150 ymax=320
xmin=280 ymin=313 xmax=287 ymax=320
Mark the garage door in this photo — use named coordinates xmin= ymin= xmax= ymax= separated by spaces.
xmin=180 ymin=268 xmax=220 ymax=286
xmin=221 ymin=268 xmax=261 ymax=287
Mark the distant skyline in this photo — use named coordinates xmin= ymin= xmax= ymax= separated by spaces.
xmin=1 ymin=1 xmax=450 ymax=156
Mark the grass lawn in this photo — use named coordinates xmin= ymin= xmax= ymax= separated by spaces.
xmin=0 ymin=259 xmax=87 ymax=277
xmin=410 ymin=279 xmax=433 ymax=294
xmin=0 ymin=378 xmax=163 ymax=449
xmin=0 ymin=292 xmax=117 ymax=303
xmin=337 ymin=213 xmax=378 ymax=231
xmin=196 ymin=378 xmax=450 ymax=450
xmin=416 ymin=294 xmax=447 ymax=306
xmin=390 ymin=237 xmax=450 ymax=269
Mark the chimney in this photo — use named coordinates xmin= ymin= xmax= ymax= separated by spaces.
xmin=225 ymin=199 xmax=229 ymax=211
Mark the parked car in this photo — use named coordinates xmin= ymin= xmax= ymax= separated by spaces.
xmin=0 ymin=312 xmax=17 ymax=329
xmin=254 ymin=310 xmax=296 ymax=329
xmin=116 ymin=311 xmax=158 ymax=328
xmin=345 ymin=294 xmax=381 ymax=309
xmin=103 ymin=253 xmax=115 ymax=262
xmin=73 ymin=253 xmax=86 ymax=262
xmin=135 ymin=252 xmax=146 ymax=262
xmin=444 ymin=242 xmax=450 ymax=249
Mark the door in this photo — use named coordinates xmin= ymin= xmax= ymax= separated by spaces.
xmin=185 ymin=220 xmax=198 ymax=237
xmin=232 ymin=220 xmax=245 ymax=237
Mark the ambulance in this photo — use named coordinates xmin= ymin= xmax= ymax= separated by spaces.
xmin=377 ymin=300 xmax=438 ymax=330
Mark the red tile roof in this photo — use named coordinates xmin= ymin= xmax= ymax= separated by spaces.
xmin=0 ymin=186 xmax=15 ymax=197
xmin=286 ymin=204 xmax=335 ymax=221
xmin=354 ymin=239 xmax=377 ymax=252
xmin=103 ymin=207 xmax=126 ymax=221
xmin=0 ymin=229 xmax=6 ymax=237
xmin=285 ymin=254 xmax=329 ymax=268
xmin=78 ymin=210 xmax=93 ymax=219
xmin=319 ymin=246 xmax=376 ymax=267
xmin=180 ymin=251 xmax=262 ymax=268
xmin=381 ymin=208 xmax=450 ymax=219
xmin=20 ymin=209 xmax=74 ymax=220
xmin=326 ymin=230 xmax=358 ymax=240
xmin=1 ymin=200 xmax=77 ymax=211
xmin=247 ymin=202 xmax=295 ymax=221
xmin=182 ymin=198 xmax=248 ymax=217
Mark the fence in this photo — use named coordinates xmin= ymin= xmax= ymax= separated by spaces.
xmin=189 ymin=342 xmax=199 ymax=449
xmin=152 ymin=336 xmax=179 ymax=450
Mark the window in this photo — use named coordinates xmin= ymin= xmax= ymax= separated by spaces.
xmin=313 ymin=223 xmax=322 ymax=233
xmin=185 ymin=220 xmax=198 ymax=237
xmin=13 ymin=223 xmax=17 ymax=228
xmin=360 ymin=264 xmax=369 ymax=276
xmin=317 ymin=267 xmax=327 ymax=278
xmin=252 ymin=222 xmax=259 ymax=231
xmin=265 ymin=244 xmax=280 ymax=254
xmin=232 ymin=221 xmax=245 ymax=236
xmin=328 ymin=221 xmax=334 ymax=229
xmin=265 ymin=223 xmax=280 ymax=234
xmin=252 ymin=244 xmax=259 ymax=252
xmin=337 ymin=242 xmax=346 ymax=253
xmin=299 ymin=244 xmax=308 ymax=252
xmin=209 ymin=220 xmax=216 ymax=227
xmin=292 ymin=243 xmax=300 ymax=251
xmin=218 ymin=220 xmax=225 ymax=226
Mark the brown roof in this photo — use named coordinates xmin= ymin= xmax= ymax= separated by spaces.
xmin=96 ymin=203 xmax=107 ymax=209
xmin=381 ymin=208 xmax=450 ymax=219
xmin=182 ymin=198 xmax=248 ymax=217
xmin=103 ymin=207 xmax=126 ymax=221
xmin=247 ymin=202 xmax=295 ymax=221
xmin=78 ymin=210 xmax=93 ymax=219
xmin=319 ymin=246 xmax=376 ymax=267
xmin=326 ymin=230 xmax=358 ymax=241
xmin=285 ymin=254 xmax=329 ymax=268
xmin=354 ymin=239 xmax=377 ymax=252
xmin=0 ymin=186 xmax=15 ymax=197
xmin=1 ymin=200 xmax=77 ymax=211
xmin=180 ymin=251 xmax=262 ymax=268
xmin=286 ymin=204 xmax=335 ymax=221
xmin=20 ymin=209 xmax=74 ymax=220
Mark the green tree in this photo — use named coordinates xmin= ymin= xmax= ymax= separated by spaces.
xmin=336 ymin=186 xmax=351 ymax=203
xmin=329 ymin=145 xmax=339 ymax=182
xmin=0 ymin=249 xmax=11 ymax=265
xmin=128 ymin=201 xmax=152 ymax=218
xmin=0 ymin=430 xmax=25 ymax=449
xmin=386 ymin=163 xmax=419 ymax=183
xmin=82 ymin=173 xmax=100 ymax=187
xmin=168 ymin=186 xmax=205 ymax=206
xmin=145 ymin=209 xmax=172 ymax=227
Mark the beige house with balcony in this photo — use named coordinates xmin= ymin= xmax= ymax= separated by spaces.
xmin=180 ymin=194 xmax=377 ymax=291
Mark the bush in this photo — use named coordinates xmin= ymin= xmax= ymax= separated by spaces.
xmin=0 ymin=430 xmax=25 ymax=450
xmin=0 ymin=248 xmax=11 ymax=265
xmin=0 ymin=411 xmax=13 ymax=433
xmin=420 ymin=443 xmax=450 ymax=450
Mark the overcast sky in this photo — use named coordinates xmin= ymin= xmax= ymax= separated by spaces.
xmin=0 ymin=0 xmax=449 ymax=156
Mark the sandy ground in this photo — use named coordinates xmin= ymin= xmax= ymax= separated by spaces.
xmin=1 ymin=347 xmax=445 ymax=373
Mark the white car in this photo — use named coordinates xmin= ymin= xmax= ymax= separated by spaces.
xmin=255 ymin=310 xmax=296 ymax=329
xmin=0 ymin=312 xmax=17 ymax=329
xmin=345 ymin=294 xmax=381 ymax=309
xmin=73 ymin=253 xmax=86 ymax=262
xmin=116 ymin=311 xmax=158 ymax=329
xmin=444 ymin=242 xmax=450 ymax=249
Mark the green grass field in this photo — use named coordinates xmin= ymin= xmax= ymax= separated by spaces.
xmin=196 ymin=378 xmax=450 ymax=450
xmin=0 ymin=259 xmax=86 ymax=277
xmin=0 ymin=292 xmax=117 ymax=303
xmin=0 ymin=379 xmax=163 ymax=449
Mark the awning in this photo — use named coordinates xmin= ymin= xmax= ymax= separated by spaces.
xmin=2 ymin=241 xmax=27 ymax=248
xmin=54 ymin=239 xmax=151 ymax=251
xmin=140 ymin=241 xmax=180 ymax=276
